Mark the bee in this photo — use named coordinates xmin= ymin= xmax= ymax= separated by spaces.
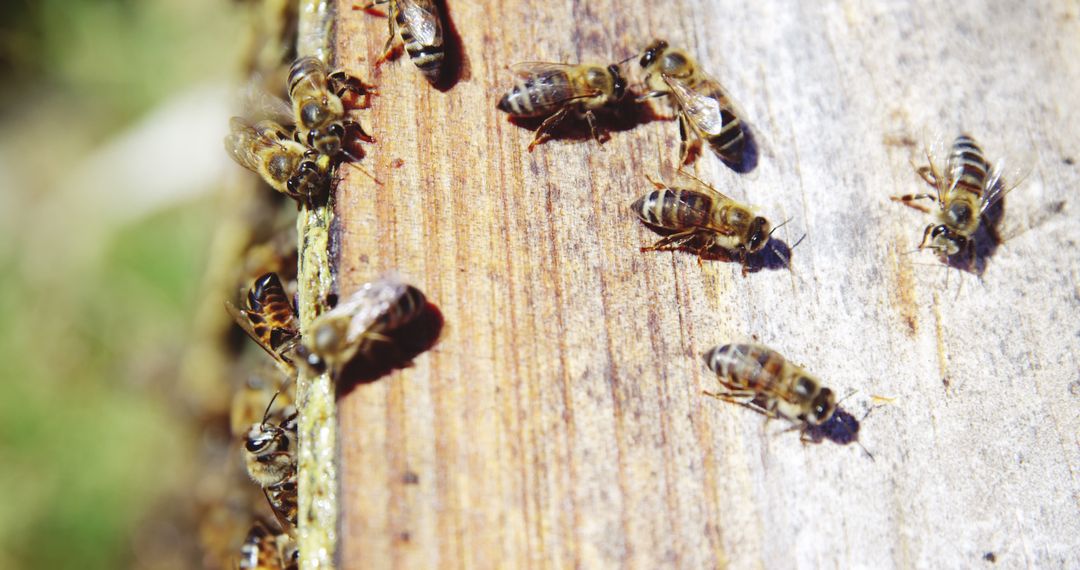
xmin=288 ymin=56 xmax=376 ymax=160
xmin=238 ymin=520 xmax=299 ymax=570
xmin=496 ymin=61 xmax=627 ymax=151
xmin=892 ymin=134 xmax=1011 ymax=261
xmin=631 ymin=170 xmax=773 ymax=272
xmin=296 ymin=275 xmax=427 ymax=374
xmin=264 ymin=470 xmax=298 ymax=530
xmin=225 ymin=117 xmax=330 ymax=204
xmin=355 ymin=0 xmax=445 ymax=83
xmin=243 ymin=396 xmax=300 ymax=529
xmin=227 ymin=272 xmax=301 ymax=376
xmin=702 ymin=343 xmax=837 ymax=434
xmin=638 ymin=39 xmax=748 ymax=168
xmin=243 ymin=398 xmax=298 ymax=489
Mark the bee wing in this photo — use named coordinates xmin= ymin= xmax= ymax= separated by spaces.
xmin=980 ymin=156 xmax=1031 ymax=215
xmin=224 ymin=118 xmax=265 ymax=172
xmin=663 ymin=74 xmax=741 ymax=137
xmin=398 ymin=0 xmax=442 ymax=45
xmin=326 ymin=273 xmax=412 ymax=344
xmin=238 ymin=81 xmax=295 ymax=126
xmin=508 ymin=61 xmax=581 ymax=76
xmin=666 ymin=166 xmax=740 ymax=203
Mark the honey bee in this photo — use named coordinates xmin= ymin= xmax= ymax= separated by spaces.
xmin=296 ymin=275 xmax=427 ymax=374
xmin=243 ymin=396 xmax=299 ymax=529
xmin=638 ymin=40 xmax=749 ymax=168
xmin=892 ymin=134 xmax=1012 ymax=261
xmin=225 ymin=117 xmax=330 ymax=204
xmin=227 ymin=272 xmax=301 ymax=376
xmin=243 ymin=398 xmax=298 ymax=489
xmin=238 ymin=520 xmax=299 ymax=570
xmin=702 ymin=343 xmax=837 ymax=434
xmin=355 ymin=0 xmax=445 ymax=83
xmin=631 ymin=169 xmax=774 ymax=272
xmin=496 ymin=61 xmax=627 ymax=151
xmin=288 ymin=56 xmax=376 ymax=160
xmin=264 ymin=470 xmax=298 ymax=530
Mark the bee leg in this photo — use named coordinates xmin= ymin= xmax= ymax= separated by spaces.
xmin=329 ymin=71 xmax=378 ymax=107
xmin=644 ymin=173 xmax=668 ymax=190
xmin=343 ymin=119 xmax=375 ymax=144
xmin=353 ymin=0 xmax=389 ymax=15
xmin=374 ymin=14 xmax=400 ymax=67
xmin=917 ymin=223 xmax=934 ymax=249
xmin=676 ymin=114 xmax=694 ymax=165
xmin=890 ymin=192 xmax=936 ymax=213
xmin=527 ymin=108 xmax=571 ymax=152
xmin=635 ymin=90 xmax=668 ymax=103
xmin=584 ymin=110 xmax=604 ymax=145
xmin=641 ymin=229 xmax=698 ymax=253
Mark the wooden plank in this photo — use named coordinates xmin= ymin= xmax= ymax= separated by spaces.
xmin=328 ymin=0 xmax=1080 ymax=567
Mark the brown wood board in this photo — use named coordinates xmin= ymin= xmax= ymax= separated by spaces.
xmin=329 ymin=0 xmax=1080 ymax=567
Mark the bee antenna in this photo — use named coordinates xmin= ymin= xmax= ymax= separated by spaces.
xmin=614 ymin=53 xmax=636 ymax=66
xmin=767 ymin=217 xmax=793 ymax=238
xmin=346 ymin=161 xmax=383 ymax=185
xmin=857 ymin=440 xmax=875 ymax=461
xmin=261 ymin=391 xmax=281 ymax=426
xmin=790 ymin=233 xmax=807 ymax=250
xmin=836 ymin=389 xmax=858 ymax=407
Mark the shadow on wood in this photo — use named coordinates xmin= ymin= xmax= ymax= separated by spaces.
xmin=334 ymin=302 xmax=445 ymax=397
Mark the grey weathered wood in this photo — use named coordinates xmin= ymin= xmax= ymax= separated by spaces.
xmin=329 ymin=0 xmax=1080 ymax=567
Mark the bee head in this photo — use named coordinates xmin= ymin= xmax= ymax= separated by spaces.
xmin=244 ymin=423 xmax=278 ymax=457
xmin=608 ymin=64 xmax=627 ymax=101
xmin=639 ymin=39 xmax=669 ymax=69
xmin=746 ymin=216 xmax=771 ymax=253
xmin=808 ymin=387 xmax=836 ymax=425
xmin=928 ymin=224 xmax=966 ymax=256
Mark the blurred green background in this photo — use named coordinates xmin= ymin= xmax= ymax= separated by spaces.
xmin=0 ymin=1 xmax=249 ymax=567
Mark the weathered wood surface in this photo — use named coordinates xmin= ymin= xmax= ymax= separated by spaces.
xmin=330 ymin=0 xmax=1080 ymax=567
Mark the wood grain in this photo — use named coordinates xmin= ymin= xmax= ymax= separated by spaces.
xmin=328 ymin=0 xmax=1080 ymax=567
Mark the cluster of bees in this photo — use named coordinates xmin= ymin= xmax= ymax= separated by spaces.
xmin=494 ymin=39 xmax=1020 ymax=440
xmin=207 ymin=0 xmax=446 ymax=568
xmin=200 ymin=0 xmax=1027 ymax=565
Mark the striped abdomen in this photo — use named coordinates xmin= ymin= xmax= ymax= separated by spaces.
xmin=246 ymin=273 xmax=299 ymax=351
xmin=287 ymin=56 xmax=329 ymax=106
xmin=703 ymin=343 xmax=785 ymax=393
xmin=947 ymin=134 xmax=990 ymax=196
xmin=695 ymin=83 xmax=745 ymax=165
xmin=375 ymin=285 xmax=426 ymax=333
xmin=394 ymin=0 xmax=444 ymax=83
xmin=497 ymin=70 xmax=574 ymax=118
xmin=631 ymin=187 xmax=713 ymax=230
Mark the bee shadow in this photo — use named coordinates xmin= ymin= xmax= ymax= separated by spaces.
xmin=946 ymin=195 xmax=1006 ymax=277
xmin=507 ymin=96 xmax=667 ymax=149
xmin=334 ymin=302 xmax=445 ymax=398
xmin=645 ymin=230 xmax=793 ymax=274
xmin=431 ymin=0 xmax=469 ymax=91
xmin=802 ymin=406 xmax=863 ymax=447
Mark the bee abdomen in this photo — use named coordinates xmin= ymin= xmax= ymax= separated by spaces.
xmin=498 ymin=73 xmax=570 ymax=117
xmin=706 ymin=108 xmax=746 ymax=164
xmin=632 ymin=189 xmax=710 ymax=228
xmin=950 ymin=134 xmax=990 ymax=193
xmin=287 ymin=56 xmax=324 ymax=99
xmin=703 ymin=343 xmax=782 ymax=391
xmin=367 ymin=285 xmax=427 ymax=338
xmin=398 ymin=23 xmax=444 ymax=82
